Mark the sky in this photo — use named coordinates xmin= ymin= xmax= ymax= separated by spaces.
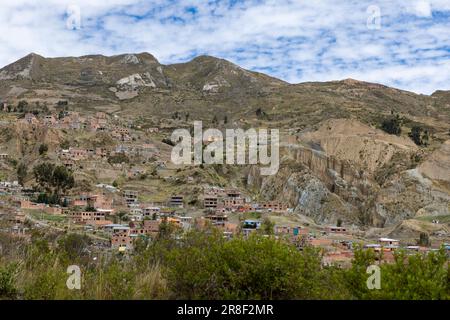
xmin=0 ymin=0 xmax=449 ymax=94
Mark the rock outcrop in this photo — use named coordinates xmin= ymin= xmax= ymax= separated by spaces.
xmin=419 ymin=140 xmax=450 ymax=184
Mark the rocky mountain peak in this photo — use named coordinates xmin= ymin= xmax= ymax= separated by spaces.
xmin=0 ymin=52 xmax=44 ymax=81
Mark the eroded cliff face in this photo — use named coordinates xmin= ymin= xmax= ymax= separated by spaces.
xmin=248 ymin=159 xmax=361 ymax=226
xmin=284 ymin=145 xmax=376 ymax=202
xmin=370 ymin=168 xmax=450 ymax=227
xmin=419 ymin=140 xmax=450 ymax=185
xmin=248 ymin=119 xmax=450 ymax=228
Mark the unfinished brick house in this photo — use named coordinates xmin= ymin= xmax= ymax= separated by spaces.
xmin=60 ymin=147 xmax=88 ymax=162
xmin=111 ymin=127 xmax=131 ymax=141
xmin=43 ymin=115 xmax=57 ymax=126
xmin=123 ymin=190 xmax=139 ymax=206
xmin=204 ymin=195 xmax=219 ymax=210
xmin=142 ymin=219 xmax=161 ymax=236
xmin=111 ymin=226 xmax=133 ymax=250
xmin=222 ymin=197 xmax=244 ymax=211
xmin=69 ymin=211 xmax=107 ymax=224
xmin=20 ymin=200 xmax=46 ymax=211
xmin=275 ymin=225 xmax=309 ymax=237
xmin=327 ymin=226 xmax=348 ymax=234
xmin=62 ymin=159 xmax=75 ymax=169
xmin=168 ymin=195 xmax=184 ymax=208
xmin=222 ymin=189 xmax=245 ymax=211
xmin=143 ymin=206 xmax=161 ymax=217
xmin=260 ymin=201 xmax=288 ymax=212
xmin=89 ymin=194 xmax=114 ymax=210
xmin=203 ymin=186 xmax=225 ymax=197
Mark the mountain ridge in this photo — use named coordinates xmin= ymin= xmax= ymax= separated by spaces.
xmin=0 ymin=52 xmax=449 ymax=133
xmin=3 ymin=52 xmax=448 ymax=96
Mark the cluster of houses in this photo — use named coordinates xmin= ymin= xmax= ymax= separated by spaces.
xmin=0 ymin=106 xmax=164 ymax=185
xmin=11 ymin=110 xmax=158 ymax=147
xmin=18 ymin=111 xmax=108 ymax=131
xmin=2 ymin=177 xmax=448 ymax=264
xmin=10 ymin=108 xmax=164 ymax=144
xmin=108 ymin=212 xmax=449 ymax=263
xmin=7 ymin=109 xmax=164 ymax=170
xmin=58 ymin=143 xmax=158 ymax=167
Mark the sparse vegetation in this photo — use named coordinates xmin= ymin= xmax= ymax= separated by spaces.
xmin=0 ymin=230 xmax=447 ymax=300
xmin=107 ymin=153 xmax=129 ymax=164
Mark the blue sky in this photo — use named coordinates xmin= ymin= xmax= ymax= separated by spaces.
xmin=0 ymin=0 xmax=449 ymax=94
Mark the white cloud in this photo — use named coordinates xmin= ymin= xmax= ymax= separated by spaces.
xmin=0 ymin=0 xmax=449 ymax=94
xmin=413 ymin=0 xmax=433 ymax=17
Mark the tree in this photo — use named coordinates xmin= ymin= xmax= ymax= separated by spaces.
xmin=33 ymin=162 xmax=75 ymax=203
xmin=373 ymin=249 xmax=449 ymax=299
xmin=62 ymin=197 xmax=69 ymax=207
xmin=158 ymin=218 xmax=178 ymax=239
xmin=255 ymin=107 xmax=270 ymax=120
xmin=344 ymin=246 xmax=377 ymax=299
xmin=0 ymin=263 xmax=18 ymax=299
xmin=381 ymin=114 xmax=402 ymax=135
xmin=261 ymin=217 xmax=275 ymax=235
xmin=38 ymin=144 xmax=48 ymax=155
xmin=58 ymin=110 xmax=66 ymax=120
xmin=17 ymin=100 xmax=28 ymax=113
xmin=409 ymin=126 xmax=429 ymax=146
xmin=165 ymin=231 xmax=333 ymax=299
xmin=51 ymin=165 xmax=75 ymax=195
xmin=418 ymin=232 xmax=430 ymax=247
xmin=117 ymin=211 xmax=128 ymax=224
xmin=33 ymin=162 xmax=54 ymax=193
xmin=57 ymin=100 xmax=68 ymax=107
xmin=17 ymin=163 xmax=27 ymax=186
xmin=85 ymin=205 xmax=96 ymax=212
xmin=107 ymin=153 xmax=129 ymax=164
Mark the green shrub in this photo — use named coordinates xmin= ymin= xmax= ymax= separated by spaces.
xmin=0 ymin=263 xmax=19 ymax=299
